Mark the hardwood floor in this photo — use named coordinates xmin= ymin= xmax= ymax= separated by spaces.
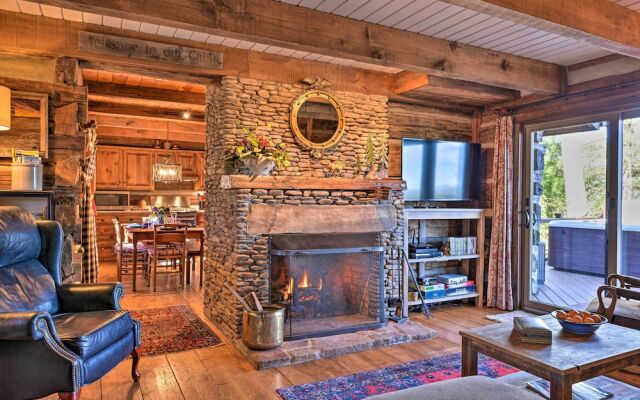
xmin=40 ymin=261 xmax=500 ymax=399
xmin=42 ymin=261 xmax=638 ymax=399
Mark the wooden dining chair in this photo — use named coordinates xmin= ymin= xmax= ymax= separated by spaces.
xmin=175 ymin=211 xmax=198 ymax=226
xmin=149 ymin=223 xmax=188 ymax=292
xmin=112 ymin=217 xmax=149 ymax=282
xmin=186 ymin=241 xmax=204 ymax=287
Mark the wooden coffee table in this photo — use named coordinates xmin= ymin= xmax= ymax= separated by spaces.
xmin=460 ymin=315 xmax=640 ymax=400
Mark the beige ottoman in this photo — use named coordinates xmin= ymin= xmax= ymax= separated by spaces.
xmin=367 ymin=375 xmax=543 ymax=400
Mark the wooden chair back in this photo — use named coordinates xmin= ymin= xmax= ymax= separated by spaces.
xmin=112 ymin=218 xmax=123 ymax=246
xmin=175 ymin=211 xmax=198 ymax=227
xmin=152 ymin=224 xmax=188 ymax=251
xmin=596 ymin=273 xmax=640 ymax=321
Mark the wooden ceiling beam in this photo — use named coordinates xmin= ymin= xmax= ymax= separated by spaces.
xmin=438 ymin=0 xmax=640 ymax=59
xmin=392 ymin=74 xmax=520 ymax=108
xmin=89 ymin=112 xmax=205 ymax=131
xmin=394 ymin=72 xmax=430 ymax=95
xmin=0 ymin=11 xmax=397 ymax=97
xmin=88 ymin=93 xmax=205 ymax=112
xmin=35 ymin=0 xmax=561 ymax=94
xmin=96 ymin=126 xmax=204 ymax=144
xmin=407 ymin=76 xmax=520 ymax=103
xmin=89 ymin=101 xmax=205 ymax=122
xmin=86 ymin=80 xmax=205 ymax=106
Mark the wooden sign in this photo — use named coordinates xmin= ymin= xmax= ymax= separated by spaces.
xmin=78 ymin=31 xmax=223 ymax=69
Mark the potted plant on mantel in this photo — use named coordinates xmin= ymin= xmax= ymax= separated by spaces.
xmin=227 ymin=127 xmax=290 ymax=179
xmin=364 ymin=133 xmax=389 ymax=179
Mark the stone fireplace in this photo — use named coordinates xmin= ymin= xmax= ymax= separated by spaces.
xmin=203 ymin=76 xmax=406 ymax=346
xmin=270 ymin=233 xmax=386 ymax=340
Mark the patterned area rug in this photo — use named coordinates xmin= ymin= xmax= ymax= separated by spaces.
xmin=276 ymin=352 xmax=518 ymax=400
xmin=130 ymin=305 xmax=223 ymax=356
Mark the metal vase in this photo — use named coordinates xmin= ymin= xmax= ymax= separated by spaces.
xmin=242 ymin=304 xmax=285 ymax=350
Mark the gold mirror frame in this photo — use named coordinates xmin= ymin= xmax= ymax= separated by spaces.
xmin=290 ymin=90 xmax=345 ymax=151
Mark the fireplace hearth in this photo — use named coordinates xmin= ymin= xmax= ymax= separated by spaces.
xmin=270 ymin=233 xmax=386 ymax=340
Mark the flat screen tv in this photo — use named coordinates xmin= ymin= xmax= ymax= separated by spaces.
xmin=402 ymin=138 xmax=481 ymax=201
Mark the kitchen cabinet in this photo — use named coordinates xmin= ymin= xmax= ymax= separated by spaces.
xmin=196 ymin=153 xmax=205 ymax=191
xmin=124 ymin=149 xmax=153 ymax=190
xmin=95 ymin=147 xmax=123 ymax=189
xmin=175 ymin=151 xmax=199 ymax=178
xmin=96 ymin=145 xmax=204 ymax=191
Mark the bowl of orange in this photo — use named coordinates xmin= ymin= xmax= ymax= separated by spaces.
xmin=551 ymin=309 xmax=608 ymax=335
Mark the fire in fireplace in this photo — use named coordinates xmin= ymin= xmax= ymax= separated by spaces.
xmin=270 ymin=233 xmax=386 ymax=340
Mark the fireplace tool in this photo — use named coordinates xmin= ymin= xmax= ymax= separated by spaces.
xmin=401 ymin=248 xmax=432 ymax=319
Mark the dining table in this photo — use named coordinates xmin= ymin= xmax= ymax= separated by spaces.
xmin=124 ymin=225 xmax=205 ymax=291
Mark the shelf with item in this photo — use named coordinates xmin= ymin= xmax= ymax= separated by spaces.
xmin=403 ymin=208 xmax=487 ymax=315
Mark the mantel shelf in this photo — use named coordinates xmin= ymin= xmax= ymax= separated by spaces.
xmin=219 ymin=175 xmax=406 ymax=191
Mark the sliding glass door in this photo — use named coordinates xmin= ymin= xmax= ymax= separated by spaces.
xmin=621 ymin=112 xmax=640 ymax=278
xmin=522 ymin=116 xmax=619 ymax=311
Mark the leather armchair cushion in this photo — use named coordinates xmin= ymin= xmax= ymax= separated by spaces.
xmin=0 ymin=260 xmax=59 ymax=314
xmin=36 ymin=220 xmax=64 ymax=285
xmin=53 ymin=310 xmax=133 ymax=358
xmin=0 ymin=207 xmax=41 ymax=269
xmin=57 ymin=283 xmax=123 ymax=313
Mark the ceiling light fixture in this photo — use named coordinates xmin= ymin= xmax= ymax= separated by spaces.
xmin=0 ymin=85 xmax=11 ymax=131
xmin=152 ymin=126 xmax=182 ymax=182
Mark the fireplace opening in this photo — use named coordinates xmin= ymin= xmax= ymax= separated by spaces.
xmin=270 ymin=233 xmax=386 ymax=340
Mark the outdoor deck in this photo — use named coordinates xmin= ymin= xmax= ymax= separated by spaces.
xmin=531 ymin=266 xmax=604 ymax=309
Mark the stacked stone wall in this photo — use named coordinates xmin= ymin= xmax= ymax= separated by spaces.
xmin=203 ymin=77 xmax=404 ymax=341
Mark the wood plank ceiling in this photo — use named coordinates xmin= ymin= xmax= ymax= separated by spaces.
xmin=0 ymin=0 xmax=635 ymax=110
xmin=83 ymin=68 xmax=207 ymax=149
xmin=0 ymin=0 xmax=613 ymax=69
xmin=277 ymin=0 xmax=613 ymax=66
xmin=609 ymin=0 xmax=640 ymax=12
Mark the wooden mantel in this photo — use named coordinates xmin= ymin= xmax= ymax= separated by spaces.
xmin=219 ymin=175 xmax=406 ymax=191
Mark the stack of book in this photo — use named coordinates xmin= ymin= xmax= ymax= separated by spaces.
xmin=435 ymin=274 xmax=468 ymax=285
xmin=448 ymin=237 xmax=477 ymax=256
xmin=513 ymin=317 xmax=552 ymax=344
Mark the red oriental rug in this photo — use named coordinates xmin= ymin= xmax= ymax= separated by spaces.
xmin=130 ymin=305 xmax=223 ymax=356
xmin=276 ymin=352 xmax=518 ymax=400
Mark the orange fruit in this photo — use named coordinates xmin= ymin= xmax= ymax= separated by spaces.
xmin=567 ymin=310 xmax=578 ymax=317
xmin=583 ymin=317 xmax=595 ymax=324
xmin=556 ymin=311 xmax=567 ymax=320
xmin=591 ymin=314 xmax=602 ymax=323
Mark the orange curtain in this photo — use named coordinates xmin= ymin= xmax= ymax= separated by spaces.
xmin=487 ymin=115 xmax=514 ymax=310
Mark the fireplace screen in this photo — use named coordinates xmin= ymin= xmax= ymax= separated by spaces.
xmin=270 ymin=233 xmax=386 ymax=340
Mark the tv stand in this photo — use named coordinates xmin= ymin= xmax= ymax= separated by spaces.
xmin=403 ymin=208 xmax=487 ymax=316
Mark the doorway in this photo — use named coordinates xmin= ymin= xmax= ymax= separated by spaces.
xmin=521 ymin=116 xmax=619 ymax=312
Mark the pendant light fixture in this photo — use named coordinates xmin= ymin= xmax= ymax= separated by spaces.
xmin=0 ymin=85 xmax=11 ymax=131
xmin=152 ymin=124 xmax=182 ymax=182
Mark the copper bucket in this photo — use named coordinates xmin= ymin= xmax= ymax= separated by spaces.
xmin=242 ymin=304 xmax=285 ymax=350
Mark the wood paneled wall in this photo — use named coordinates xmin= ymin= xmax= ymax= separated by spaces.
xmin=387 ymin=101 xmax=474 ymax=178
xmin=0 ymin=56 xmax=87 ymax=238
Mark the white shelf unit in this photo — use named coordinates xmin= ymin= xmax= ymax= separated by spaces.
xmin=403 ymin=208 xmax=487 ymax=315
xmin=407 ymin=292 xmax=479 ymax=306
xmin=408 ymin=254 xmax=480 ymax=264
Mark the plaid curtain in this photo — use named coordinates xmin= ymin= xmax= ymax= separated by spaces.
xmin=487 ymin=115 xmax=514 ymax=310
xmin=81 ymin=123 xmax=99 ymax=283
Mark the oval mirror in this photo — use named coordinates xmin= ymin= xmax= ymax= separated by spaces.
xmin=290 ymin=90 xmax=345 ymax=151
